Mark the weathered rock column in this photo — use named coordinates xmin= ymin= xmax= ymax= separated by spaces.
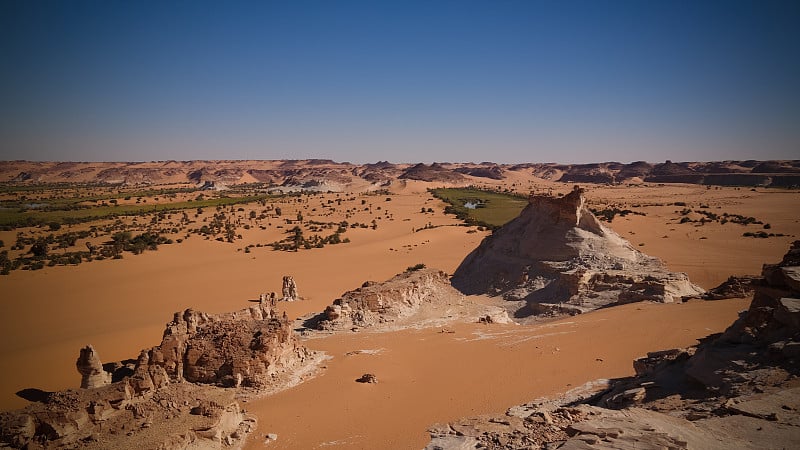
xmin=282 ymin=275 xmax=299 ymax=301
xmin=76 ymin=345 xmax=111 ymax=389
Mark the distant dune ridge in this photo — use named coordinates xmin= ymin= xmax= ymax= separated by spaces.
xmin=2 ymin=159 xmax=799 ymax=188
xmin=452 ymin=186 xmax=704 ymax=317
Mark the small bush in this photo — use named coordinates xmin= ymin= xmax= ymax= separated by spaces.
xmin=406 ymin=263 xmax=426 ymax=272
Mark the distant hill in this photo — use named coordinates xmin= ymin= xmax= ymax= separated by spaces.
xmin=1 ymin=159 xmax=798 ymax=188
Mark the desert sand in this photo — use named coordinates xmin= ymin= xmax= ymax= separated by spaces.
xmin=245 ymin=299 xmax=748 ymax=449
xmin=1 ymin=169 xmax=798 ymax=448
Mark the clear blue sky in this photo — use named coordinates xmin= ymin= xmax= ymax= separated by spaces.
xmin=1 ymin=0 xmax=798 ymax=163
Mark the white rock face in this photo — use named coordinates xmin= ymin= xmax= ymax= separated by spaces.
xmin=452 ymin=187 xmax=704 ymax=316
xmin=312 ymin=267 xmax=514 ymax=332
xmin=317 ymin=268 xmax=466 ymax=331
xmin=76 ymin=345 xmax=111 ymax=389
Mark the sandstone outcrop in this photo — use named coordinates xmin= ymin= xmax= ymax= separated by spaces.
xmin=313 ymin=268 xmax=511 ymax=331
xmin=452 ymin=187 xmax=703 ymax=317
xmin=0 ymin=301 xmax=314 ymax=449
xmin=76 ymin=345 xmax=111 ymax=389
xmin=701 ymin=274 xmax=760 ymax=300
xmin=144 ymin=302 xmax=309 ymax=389
xmin=0 ymin=382 xmax=254 ymax=450
xmin=281 ymin=275 xmax=299 ymax=301
xmin=427 ymin=241 xmax=800 ymax=449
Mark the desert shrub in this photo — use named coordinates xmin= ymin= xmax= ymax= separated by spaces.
xmin=0 ymin=251 xmax=10 ymax=275
xmin=30 ymin=238 xmax=49 ymax=258
xmin=590 ymin=207 xmax=644 ymax=222
xmin=406 ymin=263 xmax=426 ymax=272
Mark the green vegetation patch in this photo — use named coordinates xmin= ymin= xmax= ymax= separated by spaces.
xmin=0 ymin=195 xmax=269 ymax=229
xmin=430 ymin=188 xmax=528 ymax=229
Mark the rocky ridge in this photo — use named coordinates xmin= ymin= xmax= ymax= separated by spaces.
xmin=399 ymin=163 xmax=468 ymax=183
xmin=311 ymin=268 xmax=511 ymax=331
xmin=2 ymin=159 xmax=799 ymax=187
xmin=427 ymin=241 xmax=800 ymax=449
xmin=0 ymin=301 xmax=316 ymax=449
xmin=452 ymin=187 xmax=704 ymax=317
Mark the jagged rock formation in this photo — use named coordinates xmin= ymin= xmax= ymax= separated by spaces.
xmin=427 ymin=241 xmax=800 ymax=450
xmin=144 ymin=303 xmax=309 ymax=389
xmin=313 ymin=268 xmax=510 ymax=331
xmin=0 ymin=301 xmax=313 ymax=449
xmin=282 ymin=275 xmax=299 ymax=301
xmin=452 ymin=187 xmax=703 ymax=317
xmin=701 ymin=275 xmax=760 ymax=300
xmin=76 ymin=345 xmax=111 ymax=389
